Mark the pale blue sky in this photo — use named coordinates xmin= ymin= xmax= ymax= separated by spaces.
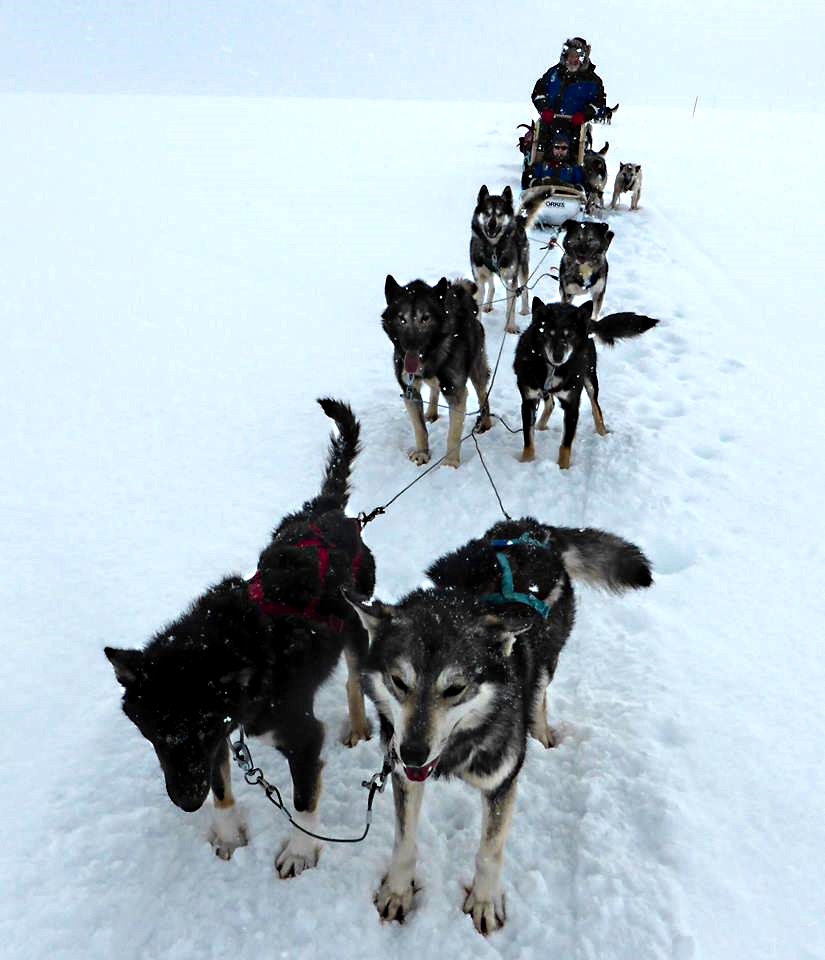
xmin=2 ymin=1 xmax=823 ymax=109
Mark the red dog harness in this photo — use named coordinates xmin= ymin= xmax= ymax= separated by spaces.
xmin=248 ymin=523 xmax=363 ymax=633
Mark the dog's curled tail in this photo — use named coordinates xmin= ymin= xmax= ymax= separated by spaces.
xmin=591 ymin=312 xmax=659 ymax=346
xmin=517 ymin=185 xmax=571 ymax=232
xmin=316 ymin=397 xmax=361 ymax=511
xmin=552 ymin=526 xmax=653 ymax=593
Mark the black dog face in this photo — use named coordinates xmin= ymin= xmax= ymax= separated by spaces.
xmin=382 ymin=275 xmax=450 ymax=374
xmin=529 ymin=298 xmax=593 ymax=366
xmin=473 ymin=184 xmax=515 ymax=241
xmin=105 ymin=644 xmax=248 ymax=812
xmin=561 ymin=220 xmax=613 ymax=264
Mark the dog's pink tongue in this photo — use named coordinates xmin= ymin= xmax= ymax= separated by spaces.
xmin=404 ymin=351 xmax=422 ymax=375
xmin=404 ymin=757 xmax=439 ymax=782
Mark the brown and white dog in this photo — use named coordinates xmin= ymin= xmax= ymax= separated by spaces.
xmin=610 ymin=163 xmax=643 ymax=211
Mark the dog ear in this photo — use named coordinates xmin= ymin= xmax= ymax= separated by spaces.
xmin=531 ymin=295 xmax=545 ymax=315
xmin=433 ymin=277 xmax=450 ymax=300
xmin=561 ymin=218 xmax=578 ymax=234
xmin=578 ymin=301 xmax=594 ymax=323
xmin=477 ymin=184 xmax=489 ymax=204
xmin=105 ymin=647 xmax=143 ymax=686
xmin=604 ymin=229 xmax=615 ymax=250
xmin=480 ymin=614 xmax=533 ymax=657
xmin=635 ymin=165 xmax=641 ymax=172
xmin=502 ymin=184 xmax=513 ymax=204
xmin=599 ymin=142 xmax=609 ymax=155
xmin=385 ymin=274 xmax=403 ymax=305
xmin=341 ymin=588 xmax=395 ymax=638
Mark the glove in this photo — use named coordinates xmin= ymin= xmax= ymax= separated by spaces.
xmin=540 ymin=109 xmax=555 ymax=124
xmin=570 ymin=111 xmax=586 ymax=126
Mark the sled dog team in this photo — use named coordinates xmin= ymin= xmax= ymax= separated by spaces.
xmin=106 ymin=117 xmax=657 ymax=937
xmin=387 ymin=183 xmax=657 ymax=471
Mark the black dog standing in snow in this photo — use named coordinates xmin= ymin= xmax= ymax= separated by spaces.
xmin=514 ymin=298 xmax=659 ymax=468
xmin=382 ymin=275 xmax=493 ymax=468
xmin=558 ymin=218 xmax=614 ymax=319
xmin=105 ymin=399 xmax=375 ymax=877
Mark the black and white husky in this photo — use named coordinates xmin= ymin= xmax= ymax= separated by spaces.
xmin=470 ymin=185 xmax=530 ymax=334
xmin=346 ymin=519 xmax=652 ymax=935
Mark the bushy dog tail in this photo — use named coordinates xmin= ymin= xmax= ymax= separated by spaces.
xmin=591 ymin=312 xmax=659 ymax=346
xmin=551 ymin=526 xmax=653 ymax=593
xmin=517 ymin=185 xmax=569 ymax=232
xmin=315 ymin=398 xmax=361 ymax=511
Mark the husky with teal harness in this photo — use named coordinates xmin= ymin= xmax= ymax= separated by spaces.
xmin=426 ymin=518 xmax=653 ymax=749
xmin=344 ymin=517 xmax=651 ymax=935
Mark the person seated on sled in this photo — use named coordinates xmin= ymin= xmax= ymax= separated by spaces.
xmin=529 ymin=130 xmax=585 ymax=186
xmin=531 ymin=37 xmax=608 ymax=153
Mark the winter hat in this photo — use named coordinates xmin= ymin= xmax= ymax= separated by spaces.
xmin=560 ymin=37 xmax=591 ymax=69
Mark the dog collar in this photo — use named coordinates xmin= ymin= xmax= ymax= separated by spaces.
xmin=482 ymin=537 xmax=552 ymax=619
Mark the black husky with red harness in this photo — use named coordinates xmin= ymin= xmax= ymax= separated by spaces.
xmin=105 ymin=398 xmax=375 ymax=879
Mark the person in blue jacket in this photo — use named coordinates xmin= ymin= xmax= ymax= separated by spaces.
xmin=531 ymin=37 xmax=607 ymax=129
xmin=529 ymin=130 xmax=585 ymax=185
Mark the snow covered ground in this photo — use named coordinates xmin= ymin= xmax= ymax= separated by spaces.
xmin=1 ymin=93 xmax=824 ymax=959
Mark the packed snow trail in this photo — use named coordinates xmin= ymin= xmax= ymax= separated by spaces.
xmin=1 ymin=95 xmax=823 ymax=960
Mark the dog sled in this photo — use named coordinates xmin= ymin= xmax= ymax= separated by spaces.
xmin=519 ymin=114 xmax=592 ymax=188
xmin=516 ymin=113 xmax=592 ymax=228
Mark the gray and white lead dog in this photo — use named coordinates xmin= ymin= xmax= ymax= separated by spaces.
xmin=610 ymin=162 xmax=643 ymax=211
xmin=345 ymin=518 xmax=652 ymax=935
xmin=470 ymin=185 xmax=530 ymax=334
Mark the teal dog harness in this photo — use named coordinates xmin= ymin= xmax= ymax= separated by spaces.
xmin=482 ymin=533 xmax=553 ymax=620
